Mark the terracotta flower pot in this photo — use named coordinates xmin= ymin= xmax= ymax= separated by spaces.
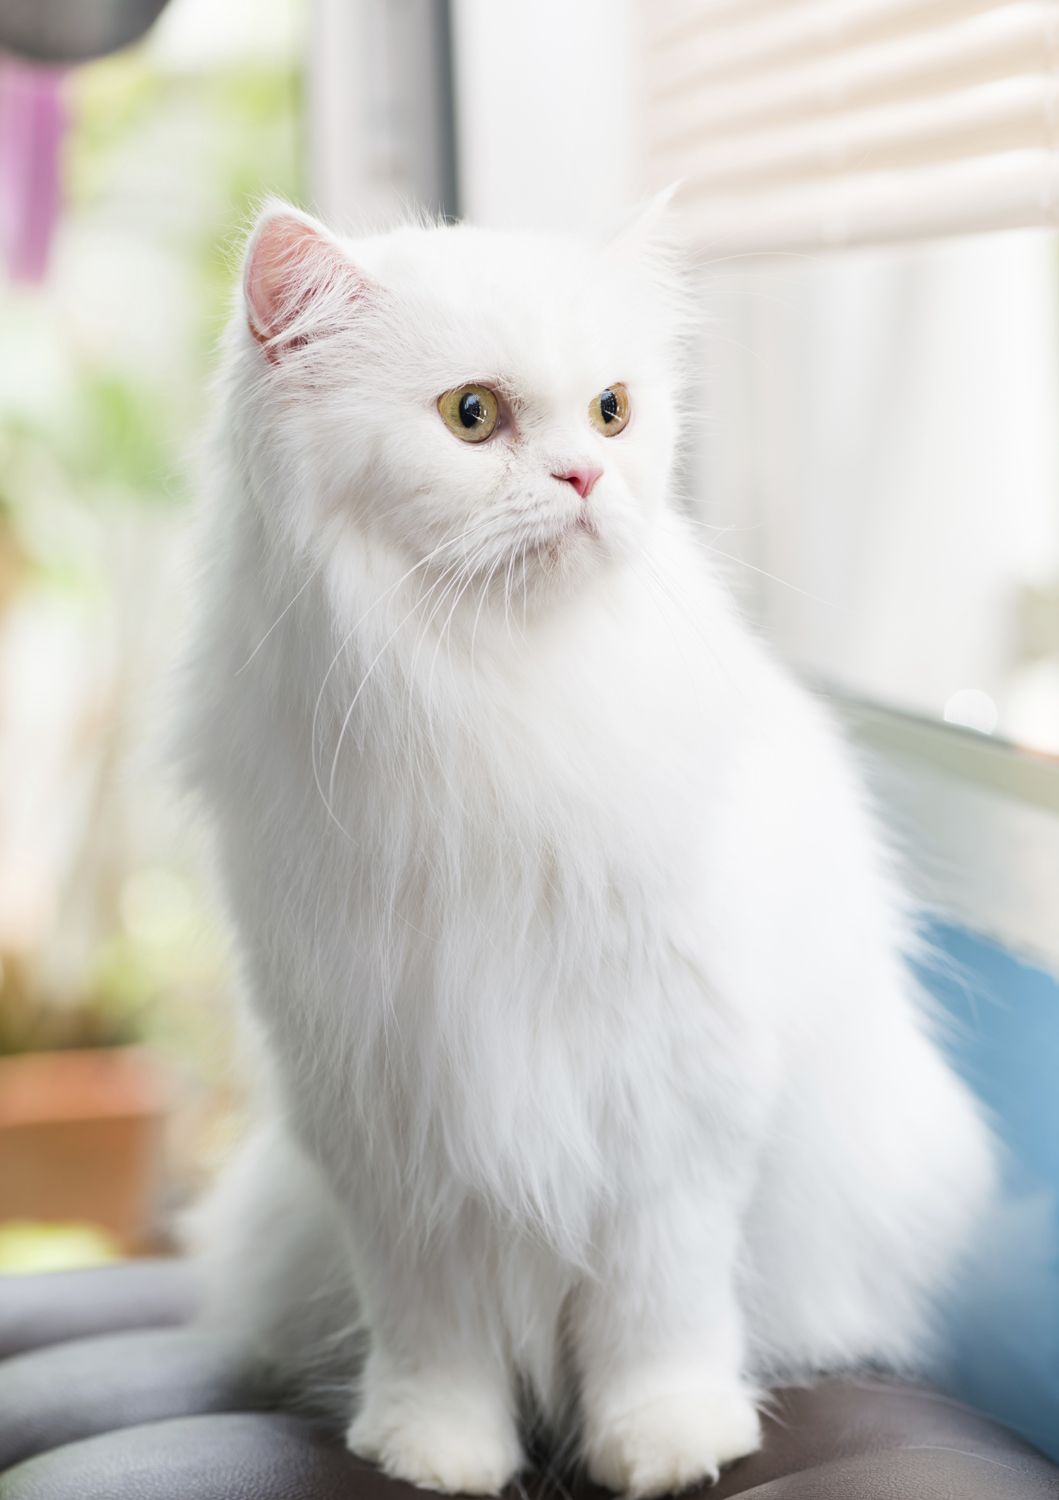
xmin=0 ymin=1046 xmax=167 ymax=1252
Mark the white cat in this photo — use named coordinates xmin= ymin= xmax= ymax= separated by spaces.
xmin=180 ymin=198 xmax=995 ymax=1497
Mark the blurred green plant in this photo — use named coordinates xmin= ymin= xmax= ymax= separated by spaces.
xmin=0 ymin=975 xmax=146 ymax=1056
xmin=0 ymin=5 xmax=302 ymax=1182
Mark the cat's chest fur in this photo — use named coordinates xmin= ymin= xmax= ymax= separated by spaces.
xmin=210 ymin=557 xmax=758 ymax=1238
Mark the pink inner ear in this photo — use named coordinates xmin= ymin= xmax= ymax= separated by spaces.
xmin=244 ymin=212 xmax=352 ymax=348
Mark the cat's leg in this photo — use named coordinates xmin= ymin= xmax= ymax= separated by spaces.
xmin=573 ymin=1182 xmax=761 ymax=1498
xmin=345 ymin=1202 xmax=523 ymax=1495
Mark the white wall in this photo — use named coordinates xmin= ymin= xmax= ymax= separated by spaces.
xmin=450 ymin=0 xmax=641 ymax=233
xmin=309 ymin=0 xmax=643 ymax=235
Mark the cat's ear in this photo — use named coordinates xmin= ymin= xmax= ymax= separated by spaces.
xmin=242 ymin=201 xmax=363 ymax=356
xmin=613 ymin=184 xmax=680 ymax=248
xmin=608 ymin=185 xmax=695 ymax=332
xmin=608 ymin=184 xmax=686 ymax=274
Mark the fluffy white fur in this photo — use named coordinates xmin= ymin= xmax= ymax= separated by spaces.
xmin=180 ymin=200 xmax=995 ymax=1496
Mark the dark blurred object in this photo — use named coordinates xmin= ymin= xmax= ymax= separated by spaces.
xmin=0 ymin=0 xmax=170 ymax=64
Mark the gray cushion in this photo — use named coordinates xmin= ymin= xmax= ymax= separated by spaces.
xmin=1 ymin=1264 xmax=1056 ymax=1499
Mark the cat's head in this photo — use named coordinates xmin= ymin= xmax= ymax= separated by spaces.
xmin=234 ymin=199 xmax=688 ymax=607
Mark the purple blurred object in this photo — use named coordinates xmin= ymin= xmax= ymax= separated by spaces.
xmin=0 ymin=56 xmax=65 ymax=282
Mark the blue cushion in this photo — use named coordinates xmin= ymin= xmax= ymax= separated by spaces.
xmin=921 ymin=923 xmax=1059 ymax=1462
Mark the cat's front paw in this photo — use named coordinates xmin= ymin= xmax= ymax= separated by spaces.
xmin=585 ymin=1384 xmax=761 ymax=1497
xmin=348 ymin=1374 xmax=523 ymax=1495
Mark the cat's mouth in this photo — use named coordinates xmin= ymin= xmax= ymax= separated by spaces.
xmin=530 ymin=512 xmax=599 ymax=564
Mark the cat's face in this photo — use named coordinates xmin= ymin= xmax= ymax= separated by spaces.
xmin=240 ymin=203 xmax=684 ymax=606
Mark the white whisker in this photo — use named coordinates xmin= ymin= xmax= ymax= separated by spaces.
xmin=236 ymin=559 xmax=325 ymax=673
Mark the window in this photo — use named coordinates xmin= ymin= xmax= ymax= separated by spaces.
xmin=639 ymin=0 xmax=1059 ymax=759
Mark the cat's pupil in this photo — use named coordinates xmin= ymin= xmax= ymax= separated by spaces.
xmin=600 ymin=389 xmax=619 ymax=424
xmin=459 ymin=392 xmax=482 ymax=428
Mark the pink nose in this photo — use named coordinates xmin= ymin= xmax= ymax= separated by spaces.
xmin=553 ymin=465 xmax=603 ymax=501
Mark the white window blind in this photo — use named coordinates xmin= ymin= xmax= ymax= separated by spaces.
xmin=643 ymin=0 xmax=1059 ymax=252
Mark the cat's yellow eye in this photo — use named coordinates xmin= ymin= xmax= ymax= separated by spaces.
xmin=589 ymin=383 xmax=630 ymax=436
xmin=438 ymin=384 xmax=500 ymax=443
